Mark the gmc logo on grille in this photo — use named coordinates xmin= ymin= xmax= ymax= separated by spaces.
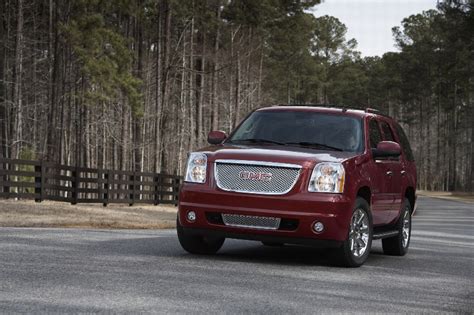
xmin=238 ymin=171 xmax=273 ymax=182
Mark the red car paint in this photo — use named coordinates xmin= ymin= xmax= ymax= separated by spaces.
xmin=178 ymin=106 xmax=416 ymax=246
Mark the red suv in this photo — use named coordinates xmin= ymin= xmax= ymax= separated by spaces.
xmin=177 ymin=106 xmax=416 ymax=267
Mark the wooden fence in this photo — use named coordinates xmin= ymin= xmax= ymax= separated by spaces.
xmin=0 ymin=158 xmax=182 ymax=206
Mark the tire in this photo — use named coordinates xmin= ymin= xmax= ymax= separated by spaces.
xmin=332 ymin=197 xmax=373 ymax=267
xmin=176 ymin=217 xmax=225 ymax=255
xmin=261 ymin=241 xmax=284 ymax=247
xmin=382 ymin=198 xmax=411 ymax=256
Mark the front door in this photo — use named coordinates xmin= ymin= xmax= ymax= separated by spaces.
xmin=368 ymin=119 xmax=393 ymax=225
xmin=379 ymin=120 xmax=404 ymax=222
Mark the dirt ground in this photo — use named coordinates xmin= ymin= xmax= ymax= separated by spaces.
xmin=1 ymin=190 xmax=471 ymax=229
xmin=0 ymin=199 xmax=177 ymax=229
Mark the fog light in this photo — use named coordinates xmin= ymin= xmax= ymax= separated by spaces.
xmin=313 ymin=221 xmax=324 ymax=233
xmin=187 ymin=211 xmax=196 ymax=222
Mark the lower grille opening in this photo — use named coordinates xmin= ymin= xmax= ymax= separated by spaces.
xmin=222 ymin=214 xmax=281 ymax=230
xmin=205 ymin=212 xmax=298 ymax=231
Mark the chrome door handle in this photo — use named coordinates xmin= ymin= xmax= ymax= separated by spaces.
xmin=401 ymin=170 xmax=406 ymax=176
xmin=386 ymin=171 xmax=393 ymax=176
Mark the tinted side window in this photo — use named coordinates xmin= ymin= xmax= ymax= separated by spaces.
xmin=394 ymin=123 xmax=415 ymax=162
xmin=380 ymin=121 xmax=395 ymax=141
xmin=369 ymin=119 xmax=382 ymax=149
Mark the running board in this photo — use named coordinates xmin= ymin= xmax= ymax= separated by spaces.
xmin=373 ymin=230 xmax=398 ymax=239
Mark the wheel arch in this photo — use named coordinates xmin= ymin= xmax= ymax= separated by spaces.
xmin=356 ymin=186 xmax=371 ymax=207
xmin=405 ymin=186 xmax=416 ymax=214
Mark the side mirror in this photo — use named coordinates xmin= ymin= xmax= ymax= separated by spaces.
xmin=207 ymin=130 xmax=227 ymax=145
xmin=372 ymin=141 xmax=401 ymax=159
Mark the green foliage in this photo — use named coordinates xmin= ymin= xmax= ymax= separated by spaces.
xmin=62 ymin=0 xmax=143 ymax=117
xmin=223 ymin=0 xmax=320 ymax=28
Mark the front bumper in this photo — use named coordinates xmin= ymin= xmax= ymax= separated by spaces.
xmin=181 ymin=227 xmax=343 ymax=248
xmin=178 ymin=183 xmax=354 ymax=242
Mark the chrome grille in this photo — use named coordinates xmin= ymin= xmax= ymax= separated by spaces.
xmin=222 ymin=214 xmax=281 ymax=230
xmin=214 ymin=160 xmax=301 ymax=195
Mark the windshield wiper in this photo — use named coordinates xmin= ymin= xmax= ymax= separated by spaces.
xmin=229 ymin=138 xmax=286 ymax=145
xmin=285 ymin=141 xmax=344 ymax=152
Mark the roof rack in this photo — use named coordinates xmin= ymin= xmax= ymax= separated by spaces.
xmin=276 ymin=104 xmax=391 ymax=117
xmin=278 ymin=103 xmax=356 ymax=111
xmin=278 ymin=103 xmax=337 ymax=108
xmin=365 ymin=108 xmax=379 ymax=113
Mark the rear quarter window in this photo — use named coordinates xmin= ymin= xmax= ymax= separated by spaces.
xmin=394 ymin=123 xmax=415 ymax=162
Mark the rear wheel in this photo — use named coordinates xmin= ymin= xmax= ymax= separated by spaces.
xmin=333 ymin=197 xmax=372 ymax=267
xmin=382 ymin=198 xmax=411 ymax=256
xmin=176 ymin=217 xmax=225 ymax=255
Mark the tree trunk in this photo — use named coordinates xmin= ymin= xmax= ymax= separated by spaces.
xmin=158 ymin=0 xmax=171 ymax=170
xmin=188 ymin=12 xmax=195 ymax=151
xmin=178 ymin=27 xmax=187 ymax=174
xmin=211 ymin=1 xmax=221 ymax=131
xmin=257 ymin=44 xmax=263 ymax=106
xmin=233 ymin=30 xmax=241 ymax=128
xmin=469 ymin=98 xmax=474 ymax=192
xmin=0 ymin=0 xmax=7 ymax=157
xmin=153 ymin=0 xmax=162 ymax=172
xmin=197 ymin=26 xmax=206 ymax=146
xmin=12 ymin=0 xmax=24 ymax=159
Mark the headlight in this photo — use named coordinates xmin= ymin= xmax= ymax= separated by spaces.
xmin=308 ymin=162 xmax=345 ymax=193
xmin=185 ymin=152 xmax=207 ymax=183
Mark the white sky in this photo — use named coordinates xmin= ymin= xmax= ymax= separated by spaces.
xmin=310 ymin=0 xmax=438 ymax=57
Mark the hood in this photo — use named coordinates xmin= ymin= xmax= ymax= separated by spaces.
xmin=197 ymin=144 xmax=359 ymax=168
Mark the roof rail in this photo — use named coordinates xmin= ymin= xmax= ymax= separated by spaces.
xmin=278 ymin=103 xmax=354 ymax=112
xmin=278 ymin=103 xmax=337 ymax=108
xmin=365 ymin=108 xmax=379 ymax=113
xmin=276 ymin=104 xmax=391 ymax=117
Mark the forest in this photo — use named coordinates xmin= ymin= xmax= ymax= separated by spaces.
xmin=0 ymin=0 xmax=472 ymax=191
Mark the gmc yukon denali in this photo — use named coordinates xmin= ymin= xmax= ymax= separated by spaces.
xmin=177 ymin=106 xmax=417 ymax=267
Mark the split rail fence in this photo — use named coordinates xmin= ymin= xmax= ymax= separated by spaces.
xmin=0 ymin=158 xmax=182 ymax=206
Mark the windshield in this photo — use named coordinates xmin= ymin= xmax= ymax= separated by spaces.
xmin=228 ymin=111 xmax=364 ymax=152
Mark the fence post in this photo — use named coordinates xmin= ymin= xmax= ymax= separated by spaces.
xmin=34 ymin=161 xmax=44 ymax=202
xmin=173 ymin=174 xmax=180 ymax=205
xmin=154 ymin=174 xmax=161 ymax=205
xmin=41 ymin=161 xmax=46 ymax=201
xmin=103 ymin=170 xmax=109 ymax=207
xmin=3 ymin=160 xmax=10 ymax=197
xmin=71 ymin=167 xmax=78 ymax=205
xmin=129 ymin=172 xmax=135 ymax=206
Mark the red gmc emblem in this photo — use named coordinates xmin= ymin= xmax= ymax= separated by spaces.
xmin=239 ymin=171 xmax=273 ymax=182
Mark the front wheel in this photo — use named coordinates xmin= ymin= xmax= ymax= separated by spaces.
xmin=333 ymin=197 xmax=373 ymax=267
xmin=382 ymin=198 xmax=411 ymax=256
xmin=176 ymin=217 xmax=225 ymax=255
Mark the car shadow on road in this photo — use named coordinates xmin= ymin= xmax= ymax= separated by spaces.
xmin=211 ymin=240 xmax=390 ymax=267
xmin=96 ymin=234 xmax=391 ymax=268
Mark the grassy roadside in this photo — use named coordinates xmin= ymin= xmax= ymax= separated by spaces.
xmin=0 ymin=199 xmax=177 ymax=229
xmin=2 ymin=191 xmax=471 ymax=229
xmin=417 ymin=190 xmax=474 ymax=204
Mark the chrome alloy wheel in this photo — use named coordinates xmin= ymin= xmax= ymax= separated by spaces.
xmin=402 ymin=208 xmax=410 ymax=248
xmin=349 ymin=209 xmax=370 ymax=257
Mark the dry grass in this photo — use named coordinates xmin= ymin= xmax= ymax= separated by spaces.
xmin=418 ymin=190 xmax=474 ymax=203
xmin=0 ymin=199 xmax=177 ymax=229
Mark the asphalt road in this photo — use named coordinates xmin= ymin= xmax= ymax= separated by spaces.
xmin=0 ymin=197 xmax=472 ymax=313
